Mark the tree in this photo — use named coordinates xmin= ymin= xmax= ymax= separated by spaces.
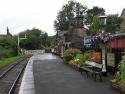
xmin=0 ymin=36 xmax=17 ymax=57
xmin=54 ymin=0 xmax=87 ymax=31
xmin=90 ymin=14 xmax=123 ymax=34
xmin=105 ymin=16 xmax=113 ymax=33
xmin=120 ymin=16 xmax=125 ymax=32
xmin=41 ymin=32 xmax=48 ymax=48
xmin=20 ymin=28 xmax=44 ymax=50
xmin=105 ymin=15 xmax=123 ymax=33
xmin=47 ymin=35 xmax=56 ymax=47
xmin=91 ymin=16 xmax=100 ymax=34
xmin=19 ymin=28 xmax=54 ymax=50
xmin=86 ymin=6 xmax=105 ymax=26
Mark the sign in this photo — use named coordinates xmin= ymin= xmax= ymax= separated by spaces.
xmin=107 ymin=53 xmax=115 ymax=67
xmin=82 ymin=36 xmax=99 ymax=48
xmin=83 ymin=36 xmax=92 ymax=47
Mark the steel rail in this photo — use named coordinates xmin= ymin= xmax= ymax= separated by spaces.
xmin=7 ymin=63 xmax=27 ymax=94
xmin=0 ymin=56 xmax=30 ymax=79
xmin=0 ymin=55 xmax=31 ymax=94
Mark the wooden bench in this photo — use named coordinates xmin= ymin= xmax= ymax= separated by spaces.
xmin=79 ymin=60 xmax=103 ymax=81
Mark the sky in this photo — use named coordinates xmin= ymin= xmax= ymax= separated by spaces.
xmin=0 ymin=0 xmax=125 ymax=36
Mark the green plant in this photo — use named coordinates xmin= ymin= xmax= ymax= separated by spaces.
xmin=74 ymin=52 xmax=91 ymax=66
xmin=64 ymin=48 xmax=81 ymax=61
xmin=75 ymin=53 xmax=84 ymax=65
xmin=118 ymin=55 xmax=125 ymax=80
xmin=112 ymin=55 xmax=125 ymax=91
xmin=75 ymin=53 xmax=84 ymax=62
xmin=82 ymin=52 xmax=90 ymax=62
xmin=0 ymin=49 xmax=13 ymax=59
xmin=69 ymin=59 xmax=77 ymax=65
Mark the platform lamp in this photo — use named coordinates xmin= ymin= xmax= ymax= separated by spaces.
xmin=99 ymin=15 xmax=108 ymax=76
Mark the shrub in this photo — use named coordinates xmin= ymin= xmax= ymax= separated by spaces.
xmin=69 ymin=60 xmax=77 ymax=65
xmin=112 ymin=55 xmax=125 ymax=90
xmin=75 ymin=54 xmax=84 ymax=61
xmin=0 ymin=49 xmax=13 ymax=59
xmin=74 ymin=52 xmax=90 ymax=66
xmin=0 ymin=36 xmax=17 ymax=57
xmin=64 ymin=48 xmax=81 ymax=61
xmin=118 ymin=55 xmax=125 ymax=81
xmin=82 ymin=52 xmax=91 ymax=62
xmin=75 ymin=53 xmax=84 ymax=65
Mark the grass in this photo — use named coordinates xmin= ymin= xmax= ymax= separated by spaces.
xmin=0 ymin=55 xmax=24 ymax=69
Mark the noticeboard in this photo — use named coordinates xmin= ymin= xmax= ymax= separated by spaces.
xmin=107 ymin=53 xmax=115 ymax=67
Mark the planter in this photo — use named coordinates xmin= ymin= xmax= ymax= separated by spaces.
xmin=111 ymin=80 xmax=125 ymax=93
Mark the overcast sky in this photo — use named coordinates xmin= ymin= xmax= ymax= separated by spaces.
xmin=0 ymin=0 xmax=125 ymax=36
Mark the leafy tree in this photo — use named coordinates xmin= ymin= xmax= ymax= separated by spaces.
xmin=105 ymin=15 xmax=123 ymax=33
xmin=0 ymin=36 xmax=17 ymax=57
xmin=46 ymin=35 xmax=56 ymax=47
xmin=19 ymin=28 xmax=55 ymax=50
xmin=105 ymin=16 xmax=113 ymax=33
xmin=120 ymin=16 xmax=125 ymax=32
xmin=54 ymin=0 xmax=87 ymax=31
xmin=0 ymin=36 xmax=15 ymax=49
xmin=86 ymin=6 xmax=105 ymax=26
xmin=20 ymin=28 xmax=44 ymax=50
xmin=91 ymin=16 xmax=100 ymax=34
xmin=90 ymin=14 xmax=123 ymax=34
xmin=41 ymin=33 xmax=48 ymax=47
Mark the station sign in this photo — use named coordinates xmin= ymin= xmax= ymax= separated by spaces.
xmin=83 ymin=36 xmax=95 ymax=47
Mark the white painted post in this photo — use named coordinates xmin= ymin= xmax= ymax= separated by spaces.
xmin=102 ymin=47 xmax=106 ymax=72
xmin=61 ymin=46 xmax=63 ymax=57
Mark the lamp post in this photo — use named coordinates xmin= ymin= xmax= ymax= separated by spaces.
xmin=98 ymin=31 xmax=111 ymax=76
xmin=98 ymin=16 xmax=108 ymax=76
xmin=17 ymin=34 xmax=27 ymax=54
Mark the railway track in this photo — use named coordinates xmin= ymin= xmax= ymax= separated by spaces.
xmin=0 ymin=57 xmax=30 ymax=94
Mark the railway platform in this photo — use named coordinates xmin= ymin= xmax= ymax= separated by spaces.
xmin=19 ymin=53 xmax=121 ymax=94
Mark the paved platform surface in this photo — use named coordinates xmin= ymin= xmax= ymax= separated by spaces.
xmin=19 ymin=56 xmax=35 ymax=94
xmin=33 ymin=53 xmax=121 ymax=94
